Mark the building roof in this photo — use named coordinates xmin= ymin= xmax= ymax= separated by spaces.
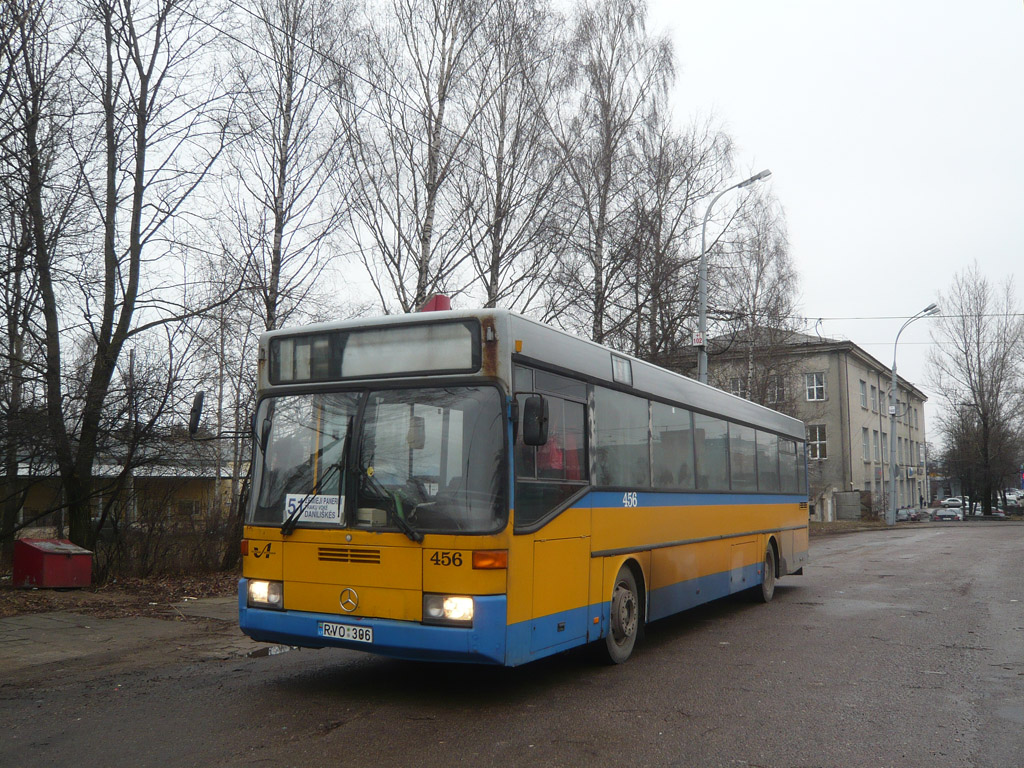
xmin=707 ymin=326 xmax=928 ymax=402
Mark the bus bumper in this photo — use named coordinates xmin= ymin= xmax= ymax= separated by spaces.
xmin=238 ymin=579 xmax=508 ymax=665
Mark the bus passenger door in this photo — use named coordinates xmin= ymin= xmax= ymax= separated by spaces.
xmin=530 ymin=532 xmax=589 ymax=654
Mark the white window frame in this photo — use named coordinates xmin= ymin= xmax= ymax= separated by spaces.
xmin=807 ymin=424 xmax=827 ymax=460
xmin=859 ymin=380 xmax=868 ymax=409
xmin=805 ymin=372 xmax=826 ymax=401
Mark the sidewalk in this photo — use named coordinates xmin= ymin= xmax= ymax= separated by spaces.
xmin=0 ymin=595 xmax=274 ymax=685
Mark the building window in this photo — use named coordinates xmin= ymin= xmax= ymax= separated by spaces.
xmin=729 ymin=377 xmax=748 ymax=400
xmin=870 ymin=385 xmax=878 ymax=412
xmin=862 ymin=428 xmax=870 ymax=461
xmin=881 ymin=432 xmax=888 ymax=463
xmin=873 ymin=430 xmax=880 ymax=462
xmin=807 ymin=425 xmax=827 ymax=460
xmin=805 ymin=372 xmax=826 ymax=401
xmin=859 ymin=380 xmax=867 ymax=409
xmin=766 ymin=375 xmax=785 ymax=404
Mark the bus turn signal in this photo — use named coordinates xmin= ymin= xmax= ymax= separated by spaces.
xmin=472 ymin=550 xmax=507 ymax=569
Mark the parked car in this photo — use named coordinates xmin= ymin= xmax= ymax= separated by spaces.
xmin=933 ymin=507 xmax=962 ymax=521
xmin=970 ymin=502 xmax=1006 ymax=517
xmin=939 ymin=497 xmax=963 ymax=508
xmin=895 ymin=508 xmax=919 ymax=522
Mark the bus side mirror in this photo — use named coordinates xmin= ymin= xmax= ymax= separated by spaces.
xmin=259 ymin=417 xmax=271 ymax=454
xmin=188 ymin=391 xmax=205 ymax=436
xmin=407 ymin=416 xmax=425 ymax=450
xmin=522 ymin=395 xmax=548 ymax=446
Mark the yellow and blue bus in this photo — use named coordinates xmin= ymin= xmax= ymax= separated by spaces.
xmin=239 ymin=307 xmax=808 ymax=665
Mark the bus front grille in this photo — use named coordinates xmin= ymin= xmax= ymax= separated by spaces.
xmin=318 ymin=546 xmax=381 ymax=564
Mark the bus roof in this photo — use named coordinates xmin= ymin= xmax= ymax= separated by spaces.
xmin=261 ymin=308 xmax=806 ymax=441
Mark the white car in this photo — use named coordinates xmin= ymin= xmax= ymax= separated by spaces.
xmin=939 ymin=497 xmax=963 ymax=508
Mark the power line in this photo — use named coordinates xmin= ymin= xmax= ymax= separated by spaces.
xmin=800 ymin=313 xmax=1024 ymax=321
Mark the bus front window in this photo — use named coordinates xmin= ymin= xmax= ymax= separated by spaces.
xmin=247 ymin=386 xmax=507 ymax=535
xmin=356 ymin=387 xmax=506 ymax=534
xmin=249 ymin=393 xmax=360 ymax=526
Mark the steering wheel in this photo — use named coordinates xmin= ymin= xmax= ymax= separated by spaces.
xmin=404 ymin=477 xmax=430 ymax=499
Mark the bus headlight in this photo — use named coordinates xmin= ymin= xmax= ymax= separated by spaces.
xmin=423 ymin=594 xmax=474 ymax=626
xmin=248 ymin=579 xmax=284 ymax=610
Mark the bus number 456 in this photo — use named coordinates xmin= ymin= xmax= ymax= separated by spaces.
xmin=622 ymin=492 xmax=638 ymax=508
xmin=430 ymin=551 xmax=463 ymax=567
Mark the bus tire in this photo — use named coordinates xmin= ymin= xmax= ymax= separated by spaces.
xmin=753 ymin=544 xmax=776 ymax=603
xmin=602 ymin=566 xmax=640 ymax=664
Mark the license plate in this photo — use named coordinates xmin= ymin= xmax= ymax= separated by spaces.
xmin=318 ymin=621 xmax=373 ymax=643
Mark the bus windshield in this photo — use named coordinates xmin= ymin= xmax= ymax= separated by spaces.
xmin=248 ymin=386 xmax=507 ymax=535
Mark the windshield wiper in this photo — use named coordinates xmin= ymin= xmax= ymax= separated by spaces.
xmin=389 ymin=490 xmax=423 ymax=543
xmin=281 ymin=419 xmax=352 ymax=536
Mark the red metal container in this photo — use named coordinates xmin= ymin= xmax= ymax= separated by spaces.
xmin=12 ymin=539 xmax=93 ymax=588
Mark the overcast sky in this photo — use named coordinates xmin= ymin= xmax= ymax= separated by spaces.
xmin=647 ymin=0 xmax=1024 ymax=437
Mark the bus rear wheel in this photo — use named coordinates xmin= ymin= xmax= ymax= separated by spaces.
xmin=753 ymin=544 xmax=776 ymax=603
xmin=602 ymin=566 xmax=640 ymax=664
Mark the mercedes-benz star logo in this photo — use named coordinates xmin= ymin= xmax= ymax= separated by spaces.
xmin=339 ymin=588 xmax=359 ymax=612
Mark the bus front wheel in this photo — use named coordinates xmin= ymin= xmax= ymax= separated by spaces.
xmin=602 ymin=566 xmax=640 ymax=664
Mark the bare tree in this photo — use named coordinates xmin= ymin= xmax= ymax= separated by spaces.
xmin=708 ymin=193 xmax=801 ymax=409
xmin=546 ymin=0 xmax=672 ymax=343
xmin=0 ymin=0 xmax=85 ymax=557
xmin=24 ymin=0 xmax=233 ymax=549
xmin=347 ymin=0 xmax=496 ymax=312
xmin=456 ymin=0 xmax=564 ymax=311
xmin=226 ymin=0 xmax=355 ymax=332
xmin=929 ymin=262 xmax=1024 ymax=514
xmin=607 ymin=109 xmax=733 ymax=363
xmin=185 ymin=247 xmax=261 ymax=569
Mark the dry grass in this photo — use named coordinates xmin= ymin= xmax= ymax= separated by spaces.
xmin=0 ymin=571 xmax=239 ymax=619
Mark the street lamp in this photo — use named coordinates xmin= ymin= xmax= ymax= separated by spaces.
xmin=697 ymin=169 xmax=773 ymax=384
xmin=887 ymin=302 xmax=940 ymax=524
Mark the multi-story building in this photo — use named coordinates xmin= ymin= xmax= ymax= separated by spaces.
xmin=693 ymin=330 xmax=930 ymax=521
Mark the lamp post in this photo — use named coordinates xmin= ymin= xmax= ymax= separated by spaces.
xmin=697 ymin=169 xmax=772 ymax=384
xmin=887 ymin=303 xmax=940 ymax=524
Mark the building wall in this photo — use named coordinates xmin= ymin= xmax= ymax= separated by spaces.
xmin=789 ymin=349 xmax=844 ymax=520
xmin=14 ymin=473 xmax=231 ymax=531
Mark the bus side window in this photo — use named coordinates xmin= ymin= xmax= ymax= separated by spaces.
xmin=536 ymin=400 xmax=585 ymax=480
xmin=594 ymin=387 xmax=650 ymax=488
xmin=514 ymin=395 xmax=587 ymax=530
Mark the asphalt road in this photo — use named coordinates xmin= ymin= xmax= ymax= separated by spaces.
xmin=2 ymin=523 xmax=1022 ymax=768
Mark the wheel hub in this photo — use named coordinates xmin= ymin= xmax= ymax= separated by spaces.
xmin=611 ymin=581 xmax=637 ymax=642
